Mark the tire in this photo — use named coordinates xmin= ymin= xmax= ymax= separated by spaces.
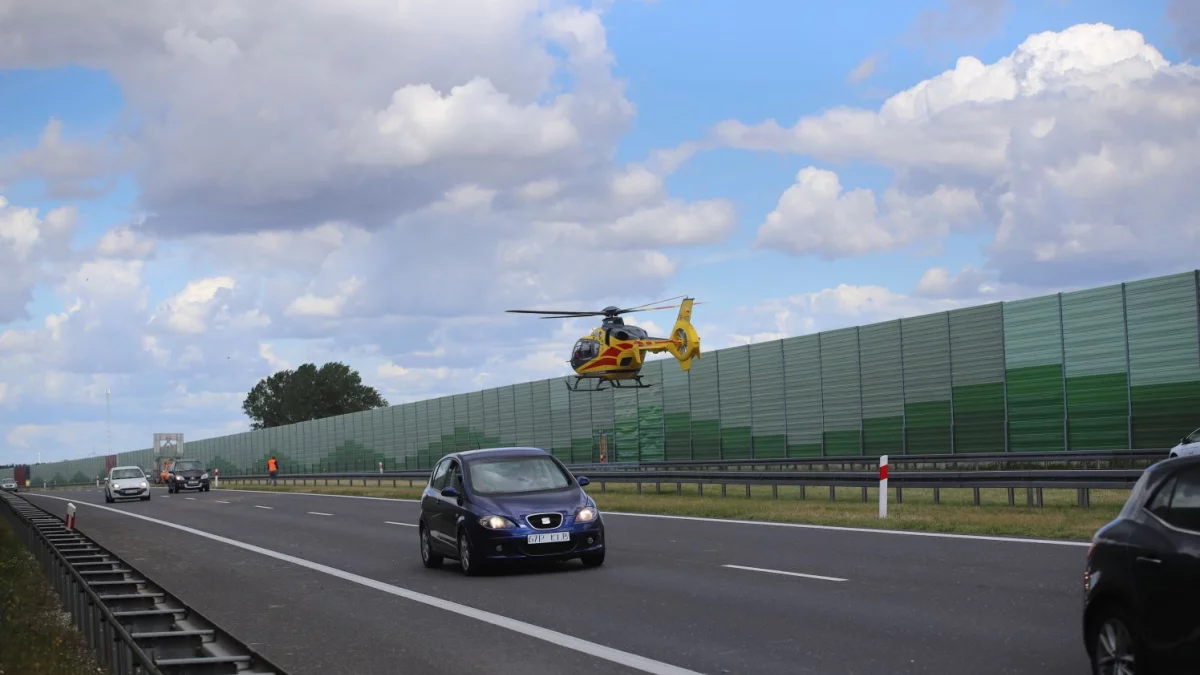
xmin=581 ymin=549 xmax=605 ymax=568
xmin=141 ymin=495 xmax=151 ymax=501
xmin=419 ymin=524 xmax=443 ymax=568
xmin=1086 ymin=603 xmax=1143 ymax=675
xmin=457 ymin=529 xmax=485 ymax=576
xmin=104 ymin=490 xmax=114 ymax=504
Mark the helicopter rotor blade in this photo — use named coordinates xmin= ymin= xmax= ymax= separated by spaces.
xmin=615 ymin=295 xmax=685 ymax=314
xmin=505 ymin=309 xmax=602 ymax=316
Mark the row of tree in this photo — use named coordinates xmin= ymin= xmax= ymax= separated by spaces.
xmin=242 ymin=361 xmax=388 ymax=429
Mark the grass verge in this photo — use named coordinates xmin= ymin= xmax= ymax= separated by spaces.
xmin=0 ymin=512 xmax=104 ymax=675
xmin=216 ymin=479 xmax=1127 ymax=541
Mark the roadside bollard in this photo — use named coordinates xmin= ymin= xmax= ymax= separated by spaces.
xmin=214 ymin=468 xmax=219 ymax=488
xmin=378 ymin=461 xmax=384 ymax=474
xmin=65 ymin=503 xmax=77 ymax=530
xmin=879 ymin=455 xmax=888 ymax=519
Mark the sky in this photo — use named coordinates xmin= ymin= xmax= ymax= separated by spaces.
xmin=1 ymin=0 xmax=1198 ymax=464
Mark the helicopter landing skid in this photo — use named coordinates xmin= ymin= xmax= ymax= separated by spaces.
xmin=566 ymin=375 xmax=652 ymax=392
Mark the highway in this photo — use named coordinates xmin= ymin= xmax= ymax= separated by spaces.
xmin=23 ymin=486 xmax=1093 ymax=675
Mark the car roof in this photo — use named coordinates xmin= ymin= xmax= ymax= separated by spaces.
xmin=450 ymin=446 xmax=551 ymax=462
xmin=110 ymin=465 xmax=144 ymax=471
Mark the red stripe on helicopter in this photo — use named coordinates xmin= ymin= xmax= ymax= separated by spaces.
xmin=585 ymin=358 xmax=619 ymax=369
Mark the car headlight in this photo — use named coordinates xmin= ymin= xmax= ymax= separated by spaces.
xmin=176 ymin=475 xmax=184 ymax=480
xmin=575 ymin=506 xmax=598 ymax=523
xmin=140 ymin=481 xmax=147 ymax=488
xmin=201 ymin=473 xmax=209 ymax=480
xmin=478 ymin=515 xmax=517 ymax=530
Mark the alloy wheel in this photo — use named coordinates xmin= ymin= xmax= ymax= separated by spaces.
xmin=459 ymin=533 xmax=470 ymax=573
xmin=420 ymin=528 xmax=430 ymax=563
xmin=1095 ymin=617 xmax=1136 ymax=675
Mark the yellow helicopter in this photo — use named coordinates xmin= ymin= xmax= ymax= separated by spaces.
xmin=507 ymin=296 xmax=702 ymax=391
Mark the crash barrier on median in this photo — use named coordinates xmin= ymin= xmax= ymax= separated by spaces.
xmin=211 ymin=451 xmax=1158 ymax=509
xmin=0 ymin=492 xmax=290 ymax=675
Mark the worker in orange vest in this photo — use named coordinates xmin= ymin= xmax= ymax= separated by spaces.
xmin=267 ymin=456 xmax=279 ymax=486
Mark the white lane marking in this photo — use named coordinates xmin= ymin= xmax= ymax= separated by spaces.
xmin=185 ymin=497 xmax=196 ymax=501
xmin=216 ymin=501 xmax=230 ymax=504
xmin=24 ymin=494 xmax=701 ymax=675
xmin=254 ymin=505 xmax=273 ymax=510
xmin=385 ymin=521 xmax=416 ymax=527
xmin=209 ymin=488 xmax=1089 ymax=547
xmin=722 ymin=564 xmax=847 ymax=582
xmin=604 ymin=511 xmax=1092 ymax=547
xmin=215 ymin=487 xmax=419 ymax=503
xmin=308 ymin=511 xmax=333 ymax=517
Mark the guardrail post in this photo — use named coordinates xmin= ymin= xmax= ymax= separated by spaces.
xmin=973 ymin=487 xmax=980 ymax=506
xmin=879 ymin=454 xmax=888 ymax=518
xmin=1007 ymin=488 xmax=1015 ymax=506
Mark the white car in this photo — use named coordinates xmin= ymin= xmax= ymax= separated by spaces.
xmin=1167 ymin=427 xmax=1200 ymax=459
xmin=105 ymin=465 xmax=151 ymax=503
xmin=0 ymin=479 xmax=16 ymax=492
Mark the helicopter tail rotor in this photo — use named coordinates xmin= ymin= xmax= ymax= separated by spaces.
xmin=666 ymin=297 xmax=701 ymax=369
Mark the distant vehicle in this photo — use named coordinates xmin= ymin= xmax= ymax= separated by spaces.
xmin=0 ymin=478 xmax=16 ymax=492
xmin=1167 ymin=427 xmax=1200 ymax=459
xmin=1083 ymin=454 xmax=1200 ymax=674
xmin=104 ymin=466 xmax=151 ymax=503
xmin=166 ymin=458 xmax=211 ymax=493
xmin=418 ymin=447 xmax=605 ymax=576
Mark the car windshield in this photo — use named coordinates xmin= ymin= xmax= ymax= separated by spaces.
xmin=174 ymin=460 xmax=202 ymax=471
xmin=111 ymin=469 xmax=143 ymax=480
xmin=467 ymin=456 xmax=572 ymax=495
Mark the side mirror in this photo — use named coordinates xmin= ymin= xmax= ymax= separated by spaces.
xmin=577 ymin=476 xmax=590 ymax=487
xmin=440 ymin=486 xmax=459 ymax=498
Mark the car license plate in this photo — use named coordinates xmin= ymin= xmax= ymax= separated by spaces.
xmin=527 ymin=532 xmax=570 ymax=544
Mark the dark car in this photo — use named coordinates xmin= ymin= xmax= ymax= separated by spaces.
xmin=1083 ymin=453 xmax=1200 ymax=674
xmin=418 ymin=447 xmax=605 ymax=576
xmin=167 ymin=458 xmax=211 ymax=493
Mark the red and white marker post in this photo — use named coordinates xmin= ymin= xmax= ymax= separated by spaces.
xmin=879 ymin=455 xmax=888 ymax=519
xmin=214 ymin=468 xmax=219 ymax=488
xmin=378 ymin=461 xmax=384 ymax=474
xmin=65 ymin=502 xmax=77 ymax=530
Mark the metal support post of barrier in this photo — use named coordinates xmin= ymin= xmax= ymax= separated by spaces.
xmin=879 ymin=455 xmax=888 ymax=518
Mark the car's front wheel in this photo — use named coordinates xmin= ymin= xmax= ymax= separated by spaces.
xmin=1088 ymin=604 xmax=1141 ymax=675
xmin=457 ymin=530 xmax=485 ymax=576
xmin=581 ymin=549 xmax=605 ymax=568
xmin=419 ymin=525 xmax=443 ymax=568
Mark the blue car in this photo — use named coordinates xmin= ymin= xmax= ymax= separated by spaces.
xmin=418 ymin=447 xmax=606 ymax=575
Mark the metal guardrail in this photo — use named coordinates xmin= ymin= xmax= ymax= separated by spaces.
xmin=0 ymin=491 xmax=289 ymax=675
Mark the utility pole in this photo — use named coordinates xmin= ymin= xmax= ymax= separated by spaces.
xmin=106 ymin=388 xmax=112 ymax=455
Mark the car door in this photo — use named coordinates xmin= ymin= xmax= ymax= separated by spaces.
xmin=423 ymin=459 xmax=451 ymax=548
xmin=1136 ymin=464 xmax=1200 ymax=667
xmin=435 ymin=460 xmax=465 ymax=545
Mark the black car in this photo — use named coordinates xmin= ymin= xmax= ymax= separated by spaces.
xmin=167 ymin=458 xmax=211 ymax=493
xmin=1083 ymin=454 xmax=1200 ymax=674
xmin=418 ymin=446 xmax=605 ymax=576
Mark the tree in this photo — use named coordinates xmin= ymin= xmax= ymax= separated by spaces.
xmin=242 ymin=361 xmax=389 ymax=430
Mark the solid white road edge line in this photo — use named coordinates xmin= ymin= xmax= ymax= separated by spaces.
xmin=205 ymin=488 xmax=1090 ymax=547
xmin=24 ymin=494 xmax=701 ymax=675
xmin=308 ymin=512 xmax=333 ymax=516
xmin=722 ymin=564 xmax=847 ymax=582
xmin=385 ymin=521 xmax=416 ymax=527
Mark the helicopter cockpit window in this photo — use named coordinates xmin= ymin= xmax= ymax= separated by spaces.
xmin=571 ymin=339 xmax=600 ymax=368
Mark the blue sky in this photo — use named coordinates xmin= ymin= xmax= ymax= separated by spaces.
xmin=1 ymin=0 xmax=1197 ymax=464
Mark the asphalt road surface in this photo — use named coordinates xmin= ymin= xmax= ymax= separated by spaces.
xmin=24 ymin=486 xmax=1094 ymax=675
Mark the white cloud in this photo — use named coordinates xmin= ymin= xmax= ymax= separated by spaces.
xmin=711 ymin=23 xmax=1200 ymax=285
xmin=155 ymin=276 xmax=237 ymax=334
xmin=756 ymin=167 xmax=981 ymax=258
